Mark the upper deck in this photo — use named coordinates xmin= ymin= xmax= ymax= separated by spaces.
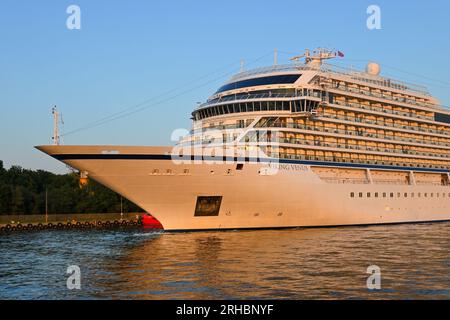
xmin=194 ymin=58 xmax=448 ymax=119
xmin=227 ymin=62 xmax=430 ymax=96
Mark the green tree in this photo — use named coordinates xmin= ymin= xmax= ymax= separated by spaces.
xmin=0 ymin=160 xmax=142 ymax=215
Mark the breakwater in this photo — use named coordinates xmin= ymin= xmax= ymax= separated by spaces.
xmin=0 ymin=213 xmax=142 ymax=232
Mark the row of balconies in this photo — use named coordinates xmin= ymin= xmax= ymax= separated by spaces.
xmin=321 ymin=112 xmax=447 ymax=136
xmin=330 ymin=82 xmax=434 ymax=111
xmin=332 ymin=100 xmax=434 ymax=121
xmin=258 ymin=121 xmax=450 ymax=147
xmin=274 ymin=137 xmax=450 ymax=159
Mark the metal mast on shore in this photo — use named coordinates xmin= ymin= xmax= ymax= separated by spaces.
xmin=52 ymin=106 xmax=63 ymax=145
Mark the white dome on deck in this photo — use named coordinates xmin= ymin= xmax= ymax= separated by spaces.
xmin=366 ymin=62 xmax=381 ymax=76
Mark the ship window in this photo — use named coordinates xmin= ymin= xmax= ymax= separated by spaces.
xmin=215 ymin=74 xmax=301 ymax=93
xmin=434 ymin=112 xmax=450 ymax=124
xmin=397 ymin=192 xmax=401 ymax=198
xmin=382 ymin=192 xmax=386 ymax=198
xmin=404 ymin=193 xmax=408 ymax=198
xmin=196 ymin=96 xmax=297 ymax=120
xmin=375 ymin=192 xmax=378 ymax=198
xmin=194 ymin=196 xmax=222 ymax=217
xmin=359 ymin=192 xmax=363 ymax=198
xmin=390 ymin=193 xmax=394 ymax=198
xmin=367 ymin=192 xmax=371 ymax=198
xmin=236 ymin=163 xmax=244 ymax=170
xmin=350 ymin=192 xmax=355 ymax=198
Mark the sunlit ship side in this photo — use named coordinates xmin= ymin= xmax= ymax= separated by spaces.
xmin=37 ymin=49 xmax=450 ymax=231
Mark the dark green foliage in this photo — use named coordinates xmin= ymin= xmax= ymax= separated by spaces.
xmin=0 ymin=161 xmax=142 ymax=215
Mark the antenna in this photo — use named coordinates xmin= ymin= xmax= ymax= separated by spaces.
xmin=273 ymin=48 xmax=278 ymax=66
xmin=60 ymin=112 xmax=65 ymax=145
xmin=240 ymin=59 xmax=245 ymax=72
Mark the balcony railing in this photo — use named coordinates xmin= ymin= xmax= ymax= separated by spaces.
xmin=328 ymin=85 xmax=442 ymax=112
xmin=320 ymin=112 xmax=449 ymax=137
xmin=255 ymin=119 xmax=450 ymax=148
xmin=332 ymin=100 xmax=435 ymax=122
xmin=272 ymin=137 xmax=450 ymax=159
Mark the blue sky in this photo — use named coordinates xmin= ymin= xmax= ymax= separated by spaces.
xmin=1 ymin=0 xmax=449 ymax=173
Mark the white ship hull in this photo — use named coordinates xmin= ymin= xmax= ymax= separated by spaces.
xmin=37 ymin=145 xmax=450 ymax=231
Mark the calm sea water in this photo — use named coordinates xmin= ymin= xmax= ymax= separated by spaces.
xmin=0 ymin=222 xmax=449 ymax=299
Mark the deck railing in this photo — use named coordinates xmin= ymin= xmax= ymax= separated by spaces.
xmin=228 ymin=63 xmax=430 ymax=96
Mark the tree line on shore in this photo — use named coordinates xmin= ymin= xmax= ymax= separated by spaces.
xmin=0 ymin=160 xmax=142 ymax=215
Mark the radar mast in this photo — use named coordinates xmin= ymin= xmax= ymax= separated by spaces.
xmin=290 ymin=48 xmax=344 ymax=67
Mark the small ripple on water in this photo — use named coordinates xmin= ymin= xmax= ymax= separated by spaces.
xmin=0 ymin=222 xmax=449 ymax=299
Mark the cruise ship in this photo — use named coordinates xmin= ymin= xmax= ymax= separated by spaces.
xmin=37 ymin=48 xmax=450 ymax=231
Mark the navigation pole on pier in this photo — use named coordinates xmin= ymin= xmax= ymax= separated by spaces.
xmin=52 ymin=106 xmax=63 ymax=145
